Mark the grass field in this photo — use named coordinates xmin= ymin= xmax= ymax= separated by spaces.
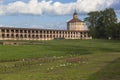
xmin=0 ymin=39 xmax=120 ymax=80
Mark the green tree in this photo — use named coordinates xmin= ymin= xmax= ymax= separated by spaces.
xmin=112 ymin=22 xmax=120 ymax=39
xmin=102 ymin=8 xmax=117 ymax=39
xmin=85 ymin=8 xmax=118 ymax=39
xmin=85 ymin=11 xmax=100 ymax=38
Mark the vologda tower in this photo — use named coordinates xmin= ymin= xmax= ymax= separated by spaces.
xmin=67 ymin=11 xmax=85 ymax=31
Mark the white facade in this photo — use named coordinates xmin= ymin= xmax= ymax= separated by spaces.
xmin=0 ymin=27 xmax=91 ymax=40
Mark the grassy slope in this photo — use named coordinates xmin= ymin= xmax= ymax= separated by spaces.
xmin=0 ymin=39 xmax=120 ymax=80
xmin=87 ymin=58 xmax=120 ymax=80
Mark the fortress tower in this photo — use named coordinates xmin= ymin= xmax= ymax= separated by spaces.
xmin=67 ymin=11 xmax=85 ymax=31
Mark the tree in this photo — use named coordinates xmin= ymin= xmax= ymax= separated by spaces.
xmin=112 ymin=22 xmax=120 ymax=39
xmin=85 ymin=8 xmax=118 ymax=39
xmin=102 ymin=8 xmax=117 ymax=39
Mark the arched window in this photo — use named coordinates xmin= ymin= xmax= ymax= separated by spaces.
xmin=20 ymin=34 xmax=23 ymax=38
xmin=7 ymin=34 xmax=9 ymax=38
xmin=16 ymin=34 xmax=19 ymax=38
xmin=11 ymin=34 xmax=14 ymax=38
xmin=2 ymin=34 xmax=5 ymax=38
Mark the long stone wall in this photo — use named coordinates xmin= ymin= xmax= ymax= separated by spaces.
xmin=0 ymin=27 xmax=92 ymax=40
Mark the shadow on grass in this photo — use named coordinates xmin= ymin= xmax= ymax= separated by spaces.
xmin=99 ymin=48 xmax=120 ymax=53
xmin=87 ymin=58 xmax=120 ymax=80
xmin=65 ymin=48 xmax=92 ymax=55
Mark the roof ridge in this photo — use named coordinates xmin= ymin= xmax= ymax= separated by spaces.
xmin=67 ymin=18 xmax=83 ymax=23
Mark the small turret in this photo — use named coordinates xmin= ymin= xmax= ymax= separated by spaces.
xmin=67 ymin=10 xmax=85 ymax=31
xmin=73 ymin=10 xmax=78 ymax=19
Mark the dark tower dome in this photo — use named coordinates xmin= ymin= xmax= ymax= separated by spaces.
xmin=68 ymin=10 xmax=82 ymax=23
xmin=73 ymin=10 xmax=78 ymax=19
xmin=73 ymin=10 xmax=78 ymax=15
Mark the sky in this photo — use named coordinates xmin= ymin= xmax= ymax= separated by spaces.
xmin=0 ymin=0 xmax=120 ymax=30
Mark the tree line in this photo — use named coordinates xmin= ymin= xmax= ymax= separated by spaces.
xmin=85 ymin=8 xmax=120 ymax=40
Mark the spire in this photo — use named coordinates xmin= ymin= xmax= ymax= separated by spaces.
xmin=74 ymin=9 xmax=77 ymax=15
xmin=73 ymin=10 xmax=78 ymax=19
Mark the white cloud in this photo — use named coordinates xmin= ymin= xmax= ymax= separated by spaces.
xmin=117 ymin=18 xmax=120 ymax=23
xmin=0 ymin=0 xmax=116 ymax=15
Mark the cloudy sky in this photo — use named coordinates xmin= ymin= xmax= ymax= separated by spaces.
xmin=0 ymin=0 xmax=120 ymax=30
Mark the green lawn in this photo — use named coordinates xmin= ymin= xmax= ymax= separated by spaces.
xmin=0 ymin=39 xmax=120 ymax=80
xmin=87 ymin=57 xmax=120 ymax=80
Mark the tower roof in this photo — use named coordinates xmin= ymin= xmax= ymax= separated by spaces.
xmin=67 ymin=18 xmax=82 ymax=23
xmin=73 ymin=10 xmax=78 ymax=15
xmin=67 ymin=11 xmax=83 ymax=23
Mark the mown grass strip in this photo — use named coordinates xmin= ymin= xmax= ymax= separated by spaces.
xmin=87 ymin=58 xmax=120 ymax=80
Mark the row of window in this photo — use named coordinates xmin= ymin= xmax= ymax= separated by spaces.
xmin=69 ymin=22 xmax=84 ymax=25
xmin=1 ymin=34 xmax=87 ymax=38
xmin=0 ymin=29 xmax=85 ymax=34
